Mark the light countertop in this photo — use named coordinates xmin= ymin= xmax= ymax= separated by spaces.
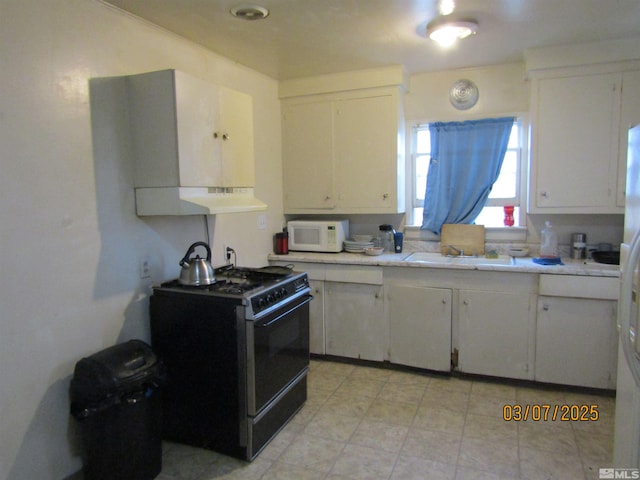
xmin=268 ymin=251 xmax=620 ymax=277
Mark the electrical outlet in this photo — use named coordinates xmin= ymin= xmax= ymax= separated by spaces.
xmin=139 ymin=256 xmax=151 ymax=279
xmin=258 ymin=214 xmax=267 ymax=230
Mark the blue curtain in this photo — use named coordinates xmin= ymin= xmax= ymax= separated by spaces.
xmin=421 ymin=117 xmax=515 ymax=234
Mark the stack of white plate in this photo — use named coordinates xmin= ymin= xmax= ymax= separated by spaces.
xmin=344 ymin=239 xmax=376 ymax=253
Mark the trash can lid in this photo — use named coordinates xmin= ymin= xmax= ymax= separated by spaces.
xmin=70 ymin=340 xmax=163 ymax=404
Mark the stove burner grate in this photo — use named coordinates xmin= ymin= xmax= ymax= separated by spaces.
xmin=159 ymin=265 xmax=293 ymax=298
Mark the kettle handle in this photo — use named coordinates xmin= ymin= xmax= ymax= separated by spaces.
xmin=179 ymin=242 xmax=212 ymax=266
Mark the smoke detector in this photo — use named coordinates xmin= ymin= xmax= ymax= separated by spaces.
xmin=230 ymin=4 xmax=269 ymax=20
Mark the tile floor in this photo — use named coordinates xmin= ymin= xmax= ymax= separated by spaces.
xmin=158 ymin=358 xmax=615 ymax=480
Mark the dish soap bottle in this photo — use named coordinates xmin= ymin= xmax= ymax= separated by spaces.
xmin=540 ymin=221 xmax=558 ymax=258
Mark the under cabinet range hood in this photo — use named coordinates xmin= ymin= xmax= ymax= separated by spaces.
xmin=125 ymin=68 xmax=266 ymax=216
xmin=135 ymin=187 xmax=267 ymax=216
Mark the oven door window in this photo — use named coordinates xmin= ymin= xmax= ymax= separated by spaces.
xmin=250 ymin=294 xmax=311 ymax=415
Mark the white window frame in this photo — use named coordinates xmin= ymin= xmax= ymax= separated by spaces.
xmin=406 ymin=114 xmax=529 ymax=240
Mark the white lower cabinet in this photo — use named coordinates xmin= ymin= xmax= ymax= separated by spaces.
xmin=271 ymin=260 xmax=618 ymax=389
xmin=535 ymin=297 xmax=617 ymax=389
xmin=458 ymin=290 xmax=536 ymax=380
xmin=308 ymin=279 xmax=325 ymax=355
xmin=325 ymin=281 xmax=386 ymax=361
xmin=386 ymin=284 xmax=452 ymax=371
xmin=535 ymin=275 xmax=619 ymax=389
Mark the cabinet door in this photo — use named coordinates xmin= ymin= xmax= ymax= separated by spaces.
xmin=536 ymin=297 xmax=617 ymax=389
xmin=282 ymin=101 xmax=335 ymax=210
xmin=175 ymin=71 xmax=224 ymax=187
xmin=325 ymin=282 xmax=386 ymax=361
xmin=458 ymin=290 xmax=534 ymax=380
xmin=218 ymin=86 xmax=254 ymax=187
xmin=387 ymin=285 xmax=452 ymax=371
xmin=334 ymin=95 xmax=398 ymax=210
xmin=174 ymin=72 xmax=254 ymax=187
xmin=531 ymin=72 xmax=621 ymax=212
xmin=309 ymin=280 xmax=325 ymax=355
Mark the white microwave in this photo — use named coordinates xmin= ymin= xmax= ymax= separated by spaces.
xmin=287 ymin=220 xmax=349 ymax=253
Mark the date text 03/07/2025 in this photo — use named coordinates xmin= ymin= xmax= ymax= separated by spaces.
xmin=502 ymin=403 xmax=599 ymax=422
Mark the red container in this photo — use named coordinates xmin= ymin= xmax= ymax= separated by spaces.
xmin=275 ymin=231 xmax=288 ymax=254
xmin=503 ymin=206 xmax=514 ymax=227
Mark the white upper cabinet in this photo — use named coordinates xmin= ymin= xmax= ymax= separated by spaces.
xmin=282 ymin=99 xmax=335 ymax=210
xmin=529 ymin=70 xmax=622 ymax=213
xmin=334 ymin=95 xmax=401 ymax=210
xmin=282 ymin=87 xmax=405 ymax=214
xmin=128 ymin=69 xmax=254 ymax=189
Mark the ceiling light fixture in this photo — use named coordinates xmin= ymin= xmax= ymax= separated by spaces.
xmin=426 ymin=18 xmax=478 ymax=48
xmin=229 ymin=4 xmax=269 ymax=20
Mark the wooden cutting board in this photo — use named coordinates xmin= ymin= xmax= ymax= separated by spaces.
xmin=440 ymin=224 xmax=485 ymax=255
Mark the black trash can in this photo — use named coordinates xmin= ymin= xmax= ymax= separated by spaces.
xmin=70 ymin=339 xmax=165 ymax=480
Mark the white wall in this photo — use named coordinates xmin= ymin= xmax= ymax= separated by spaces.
xmin=405 ymin=63 xmax=529 ymax=122
xmin=0 ymin=1 xmax=282 ymax=478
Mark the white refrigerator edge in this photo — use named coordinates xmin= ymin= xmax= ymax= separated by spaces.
xmin=614 ymin=123 xmax=640 ymax=467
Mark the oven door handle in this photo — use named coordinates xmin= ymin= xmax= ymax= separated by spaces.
xmin=254 ymin=295 xmax=313 ymax=328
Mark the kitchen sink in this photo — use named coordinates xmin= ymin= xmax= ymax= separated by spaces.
xmin=403 ymin=252 xmax=514 ymax=266
xmin=453 ymin=255 xmax=514 ymax=266
xmin=403 ymin=252 xmax=451 ymax=263
xmin=401 ymin=252 xmax=447 ymax=264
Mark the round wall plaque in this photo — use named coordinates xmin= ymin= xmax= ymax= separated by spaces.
xmin=449 ymin=79 xmax=479 ymax=110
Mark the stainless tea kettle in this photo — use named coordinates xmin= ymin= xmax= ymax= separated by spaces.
xmin=178 ymin=242 xmax=216 ymax=286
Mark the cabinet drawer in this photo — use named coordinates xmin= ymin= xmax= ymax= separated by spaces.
xmin=539 ymin=274 xmax=619 ymax=300
xmin=325 ymin=265 xmax=383 ymax=285
xmin=292 ymin=263 xmax=326 ymax=281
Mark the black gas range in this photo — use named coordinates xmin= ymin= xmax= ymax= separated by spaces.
xmin=150 ymin=264 xmax=311 ymax=460
xmin=156 ymin=264 xmax=310 ymax=319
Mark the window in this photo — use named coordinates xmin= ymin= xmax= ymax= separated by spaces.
xmin=410 ymin=118 xmax=525 ymax=227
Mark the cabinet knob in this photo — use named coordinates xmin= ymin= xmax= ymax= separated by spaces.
xmin=213 ymin=132 xmax=230 ymax=140
xmin=543 ymin=304 xmax=550 ymax=311
xmin=382 ymin=193 xmax=389 ymax=200
xmin=463 ymin=300 xmax=469 ymax=306
xmin=540 ymin=191 xmax=549 ymax=199
xmin=442 ymin=299 xmax=447 ymax=305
